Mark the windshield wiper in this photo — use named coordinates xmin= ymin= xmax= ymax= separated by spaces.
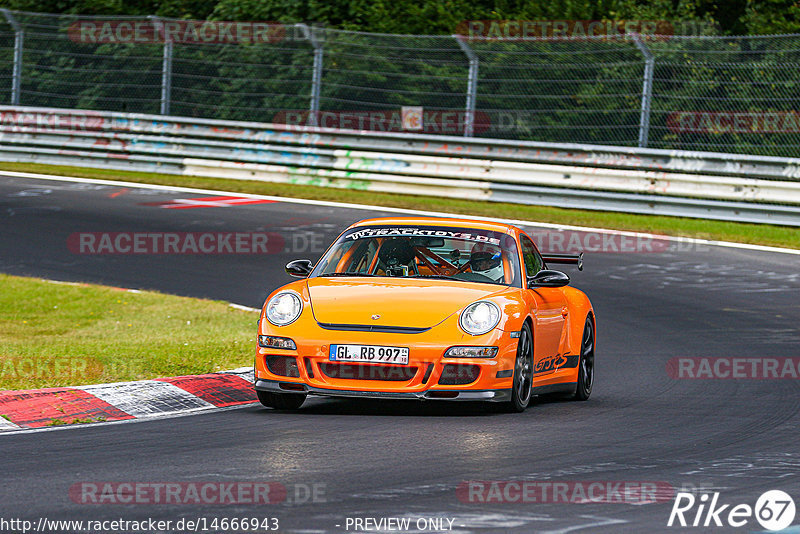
xmin=410 ymin=274 xmax=505 ymax=285
xmin=321 ymin=272 xmax=378 ymax=277
xmin=408 ymin=274 xmax=463 ymax=282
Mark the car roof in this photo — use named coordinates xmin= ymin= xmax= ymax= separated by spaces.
xmin=350 ymin=216 xmax=521 ymax=235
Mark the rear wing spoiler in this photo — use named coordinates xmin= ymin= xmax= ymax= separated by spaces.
xmin=542 ymin=252 xmax=583 ymax=271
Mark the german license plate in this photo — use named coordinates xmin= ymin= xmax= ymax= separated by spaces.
xmin=329 ymin=344 xmax=409 ymax=365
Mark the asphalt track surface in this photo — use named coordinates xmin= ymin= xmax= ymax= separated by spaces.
xmin=1 ymin=174 xmax=799 ymax=533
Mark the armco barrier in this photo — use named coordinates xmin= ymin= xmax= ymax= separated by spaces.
xmin=1 ymin=106 xmax=800 ymax=226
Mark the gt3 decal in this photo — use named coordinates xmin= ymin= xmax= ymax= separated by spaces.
xmin=534 ymin=354 xmax=579 ymax=375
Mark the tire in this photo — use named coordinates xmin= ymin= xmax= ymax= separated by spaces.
xmin=571 ymin=316 xmax=594 ymax=401
xmin=256 ymin=390 xmax=306 ymax=410
xmin=504 ymin=322 xmax=533 ymax=413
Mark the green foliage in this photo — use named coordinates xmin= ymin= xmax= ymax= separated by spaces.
xmin=741 ymin=0 xmax=800 ymax=35
xmin=0 ymin=2 xmax=798 ymax=155
xmin=0 ymin=0 xmax=795 ymax=35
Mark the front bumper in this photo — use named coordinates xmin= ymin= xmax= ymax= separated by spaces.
xmin=254 ymin=378 xmax=512 ymax=402
xmin=256 ymin=299 xmax=521 ymax=397
xmin=255 ymin=336 xmax=517 ymax=395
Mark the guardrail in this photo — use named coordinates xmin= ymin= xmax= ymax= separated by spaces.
xmin=1 ymin=106 xmax=800 ymax=226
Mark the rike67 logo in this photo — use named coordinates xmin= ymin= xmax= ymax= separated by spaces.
xmin=668 ymin=490 xmax=796 ymax=531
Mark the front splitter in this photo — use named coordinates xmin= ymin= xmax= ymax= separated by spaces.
xmin=254 ymin=379 xmax=512 ymax=402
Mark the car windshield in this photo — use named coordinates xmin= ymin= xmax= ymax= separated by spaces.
xmin=312 ymin=225 xmax=521 ymax=287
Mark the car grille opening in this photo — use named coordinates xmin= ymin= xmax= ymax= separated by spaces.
xmin=319 ymin=363 xmax=418 ymax=381
xmin=421 ymin=363 xmax=434 ymax=384
xmin=265 ymin=355 xmax=300 ymax=378
xmin=428 ymin=391 xmax=459 ymax=399
xmin=438 ymin=364 xmax=480 ymax=385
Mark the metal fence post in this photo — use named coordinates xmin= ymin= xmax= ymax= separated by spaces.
xmin=299 ymin=24 xmax=323 ymax=127
xmin=632 ymin=34 xmax=654 ymax=148
xmin=1 ymin=9 xmax=23 ymax=105
xmin=149 ymin=16 xmax=173 ymax=115
xmin=453 ymin=35 xmax=478 ymax=137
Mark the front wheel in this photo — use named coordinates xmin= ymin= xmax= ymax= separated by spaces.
xmin=570 ymin=316 xmax=594 ymax=401
xmin=256 ymin=390 xmax=306 ymax=410
xmin=504 ymin=322 xmax=533 ymax=412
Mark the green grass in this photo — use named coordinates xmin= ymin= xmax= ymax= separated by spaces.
xmin=45 ymin=416 xmax=106 ymax=426
xmin=0 ymin=274 xmax=257 ymax=391
xmin=1 ymin=162 xmax=798 ymax=250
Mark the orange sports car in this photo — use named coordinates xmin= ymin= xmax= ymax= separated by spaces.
xmin=254 ymin=217 xmax=594 ymax=412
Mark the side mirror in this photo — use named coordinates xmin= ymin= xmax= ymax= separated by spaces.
xmin=528 ymin=269 xmax=570 ymax=288
xmin=285 ymin=259 xmax=313 ymax=278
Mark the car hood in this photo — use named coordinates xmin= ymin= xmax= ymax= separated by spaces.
xmin=306 ymin=277 xmax=507 ymax=329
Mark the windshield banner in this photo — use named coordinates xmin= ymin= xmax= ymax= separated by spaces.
xmin=344 ymin=227 xmax=501 ymax=246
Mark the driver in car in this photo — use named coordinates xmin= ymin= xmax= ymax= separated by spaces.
xmin=469 ymin=243 xmax=504 ymax=282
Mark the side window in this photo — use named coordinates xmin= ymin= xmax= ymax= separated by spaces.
xmin=520 ymin=235 xmax=543 ymax=278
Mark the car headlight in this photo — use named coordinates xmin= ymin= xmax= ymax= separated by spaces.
xmin=459 ymin=301 xmax=501 ymax=336
xmin=265 ymin=291 xmax=303 ymax=326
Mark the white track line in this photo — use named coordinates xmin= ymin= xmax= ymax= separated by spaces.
xmin=229 ymin=303 xmax=260 ymax=313
xmin=40 ymin=277 xmax=260 ymax=313
xmin=3 ymin=170 xmax=799 ymax=256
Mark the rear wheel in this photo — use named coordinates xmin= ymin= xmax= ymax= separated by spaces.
xmin=256 ymin=390 xmax=306 ymax=410
xmin=504 ymin=322 xmax=533 ymax=412
xmin=571 ymin=317 xmax=594 ymax=401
